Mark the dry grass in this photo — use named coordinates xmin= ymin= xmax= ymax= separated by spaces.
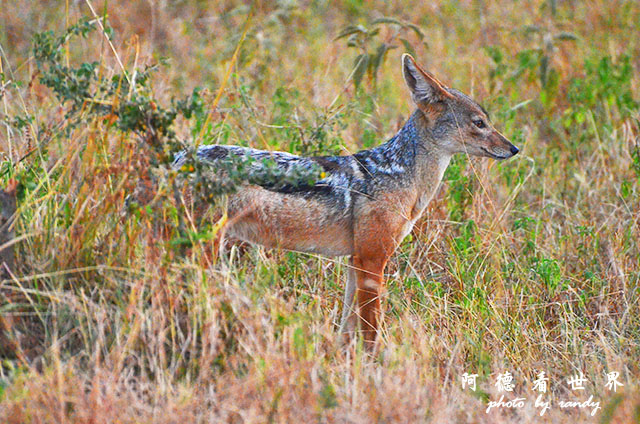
xmin=0 ymin=1 xmax=639 ymax=422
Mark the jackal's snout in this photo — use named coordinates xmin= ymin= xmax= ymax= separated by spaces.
xmin=487 ymin=131 xmax=520 ymax=160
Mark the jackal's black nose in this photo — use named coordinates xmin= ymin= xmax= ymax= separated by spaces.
xmin=510 ymin=145 xmax=520 ymax=155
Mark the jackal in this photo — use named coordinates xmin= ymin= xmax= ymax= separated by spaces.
xmin=175 ymin=54 xmax=519 ymax=348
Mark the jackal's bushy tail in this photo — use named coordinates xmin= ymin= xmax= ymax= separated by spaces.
xmin=172 ymin=145 xmax=324 ymax=193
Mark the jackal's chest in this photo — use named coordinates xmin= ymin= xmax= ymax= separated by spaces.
xmin=398 ymin=191 xmax=433 ymax=241
xmin=398 ymin=163 xmax=449 ymax=241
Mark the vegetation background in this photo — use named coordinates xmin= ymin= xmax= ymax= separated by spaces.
xmin=0 ymin=0 xmax=639 ymax=422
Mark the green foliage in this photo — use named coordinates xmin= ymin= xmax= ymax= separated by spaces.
xmin=531 ymin=257 xmax=564 ymax=295
xmin=31 ymin=18 xmax=195 ymax=156
xmin=485 ymin=27 xmax=577 ymax=107
xmin=565 ymin=55 xmax=638 ymax=129
xmin=448 ymin=220 xmax=484 ymax=292
xmin=632 ymin=139 xmax=640 ymax=182
xmin=452 ymin=219 xmax=476 ymax=258
xmin=29 ymin=18 xmax=323 ymax=205
xmin=270 ymin=86 xmax=345 ymax=156
xmin=445 ymin=156 xmax=473 ymax=222
xmin=335 ymin=17 xmax=423 ymax=90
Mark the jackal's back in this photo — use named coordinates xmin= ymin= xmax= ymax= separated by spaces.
xmin=174 ymin=145 xmax=371 ymax=256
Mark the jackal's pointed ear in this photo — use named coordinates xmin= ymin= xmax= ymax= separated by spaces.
xmin=402 ymin=54 xmax=453 ymax=105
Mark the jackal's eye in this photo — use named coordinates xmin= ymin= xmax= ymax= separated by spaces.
xmin=473 ymin=119 xmax=486 ymax=129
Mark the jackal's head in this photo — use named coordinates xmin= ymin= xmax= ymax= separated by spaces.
xmin=402 ymin=54 xmax=519 ymax=160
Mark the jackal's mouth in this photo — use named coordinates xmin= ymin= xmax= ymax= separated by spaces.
xmin=481 ymin=147 xmax=513 ymax=160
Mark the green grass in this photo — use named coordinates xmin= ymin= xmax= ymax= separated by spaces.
xmin=1 ymin=1 xmax=639 ymax=422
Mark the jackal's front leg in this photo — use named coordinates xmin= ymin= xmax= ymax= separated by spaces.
xmin=352 ymin=208 xmax=403 ymax=349
xmin=353 ymin=255 xmax=388 ymax=349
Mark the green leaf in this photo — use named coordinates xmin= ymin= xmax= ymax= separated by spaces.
xmin=484 ymin=46 xmax=503 ymax=64
xmin=371 ymin=17 xmax=404 ymax=26
xmin=346 ymin=34 xmax=359 ymax=47
xmin=372 ymin=43 xmax=397 ymax=78
xmin=522 ymin=24 xmax=541 ymax=34
xmin=539 ymin=55 xmax=549 ymax=86
xmin=554 ymin=32 xmax=578 ymax=42
xmin=353 ymin=54 xmax=369 ymax=89
xmin=405 ymin=23 xmax=425 ymax=39
xmin=399 ymin=38 xmax=416 ymax=57
xmin=334 ymin=24 xmax=367 ymax=41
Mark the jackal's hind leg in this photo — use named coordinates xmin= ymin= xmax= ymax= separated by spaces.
xmin=339 ymin=257 xmax=357 ymax=342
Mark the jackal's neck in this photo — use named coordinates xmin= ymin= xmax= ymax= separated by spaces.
xmin=363 ymin=110 xmax=451 ymax=190
xmin=364 ymin=110 xmax=422 ymax=172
